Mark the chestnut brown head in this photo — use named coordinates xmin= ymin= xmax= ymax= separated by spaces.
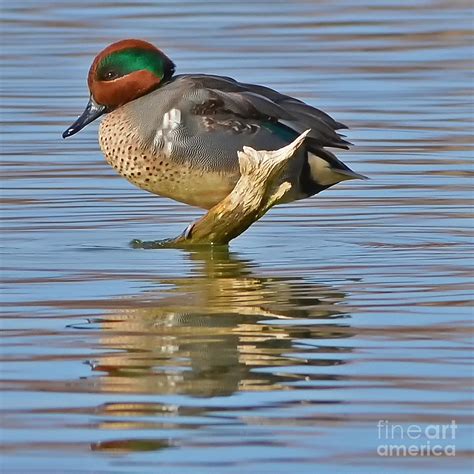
xmin=63 ymin=39 xmax=175 ymax=138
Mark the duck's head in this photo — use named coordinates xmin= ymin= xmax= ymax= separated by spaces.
xmin=63 ymin=39 xmax=175 ymax=138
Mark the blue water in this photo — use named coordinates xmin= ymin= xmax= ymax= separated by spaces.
xmin=1 ymin=0 xmax=473 ymax=472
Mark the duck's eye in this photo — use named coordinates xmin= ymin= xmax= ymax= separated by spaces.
xmin=102 ymin=70 xmax=119 ymax=81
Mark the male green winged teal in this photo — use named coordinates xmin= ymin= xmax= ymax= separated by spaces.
xmin=63 ymin=39 xmax=366 ymax=209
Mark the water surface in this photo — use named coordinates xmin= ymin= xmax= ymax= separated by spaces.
xmin=1 ymin=1 xmax=473 ymax=472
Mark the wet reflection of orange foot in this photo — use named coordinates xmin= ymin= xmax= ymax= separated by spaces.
xmin=90 ymin=248 xmax=352 ymax=399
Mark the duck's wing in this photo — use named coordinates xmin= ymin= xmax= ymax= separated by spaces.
xmin=173 ymin=74 xmax=351 ymax=150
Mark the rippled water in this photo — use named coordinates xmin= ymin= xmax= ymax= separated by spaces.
xmin=1 ymin=1 xmax=473 ymax=472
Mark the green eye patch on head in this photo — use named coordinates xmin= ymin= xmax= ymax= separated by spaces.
xmin=97 ymin=48 xmax=175 ymax=81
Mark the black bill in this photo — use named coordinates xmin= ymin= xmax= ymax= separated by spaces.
xmin=62 ymin=97 xmax=106 ymax=138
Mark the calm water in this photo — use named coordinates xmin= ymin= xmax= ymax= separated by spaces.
xmin=1 ymin=1 xmax=473 ymax=472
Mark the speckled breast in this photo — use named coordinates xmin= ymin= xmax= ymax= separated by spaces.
xmin=98 ymin=110 xmax=234 ymax=209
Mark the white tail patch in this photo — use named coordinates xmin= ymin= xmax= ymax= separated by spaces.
xmin=308 ymin=153 xmax=366 ymax=186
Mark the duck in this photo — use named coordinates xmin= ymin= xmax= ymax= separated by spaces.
xmin=63 ymin=39 xmax=366 ymax=209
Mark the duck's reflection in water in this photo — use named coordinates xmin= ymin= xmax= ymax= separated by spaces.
xmin=91 ymin=248 xmax=353 ymax=398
